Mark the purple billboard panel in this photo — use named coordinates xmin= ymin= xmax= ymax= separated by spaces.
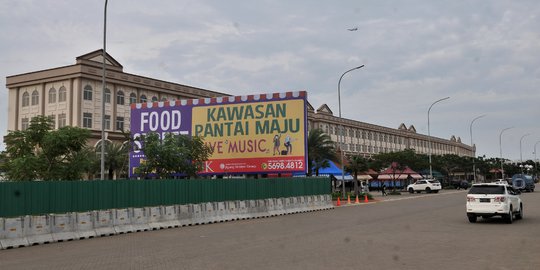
xmin=129 ymin=101 xmax=192 ymax=177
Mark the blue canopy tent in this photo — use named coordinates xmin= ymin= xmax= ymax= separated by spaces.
xmin=294 ymin=160 xmax=353 ymax=180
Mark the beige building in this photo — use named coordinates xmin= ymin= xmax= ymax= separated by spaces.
xmin=6 ymin=49 xmax=474 ymax=158
xmin=307 ymin=102 xmax=474 ymax=158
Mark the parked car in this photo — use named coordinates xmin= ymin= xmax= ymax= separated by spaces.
xmin=512 ymin=174 xmax=535 ymax=192
xmin=450 ymin=180 xmax=470 ymax=190
xmin=466 ymin=183 xmax=523 ymax=223
xmin=407 ymin=179 xmax=442 ymax=193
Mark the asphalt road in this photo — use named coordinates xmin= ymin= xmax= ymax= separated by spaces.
xmin=1 ymin=190 xmax=539 ymax=270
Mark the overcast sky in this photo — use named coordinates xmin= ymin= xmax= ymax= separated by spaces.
xmin=1 ymin=0 xmax=539 ymax=161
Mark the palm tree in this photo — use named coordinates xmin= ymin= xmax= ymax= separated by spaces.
xmin=345 ymin=154 xmax=370 ymax=196
xmin=96 ymin=141 xmax=129 ymax=179
xmin=307 ymin=128 xmax=337 ymax=176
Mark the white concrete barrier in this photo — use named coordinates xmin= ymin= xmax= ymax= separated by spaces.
xmin=148 ymin=207 xmax=163 ymax=230
xmin=25 ymin=215 xmax=53 ymax=245
xmin=131 ymin=208 xmax=150 ymax=232
xmin=203 ymin=202 xmax=218 ymax=223
xmin=94 ymin=210 xmax=115 ymax=237
xmin=51 ymin=213 xmax=77 ymax=242
xmin=0 ymin=217 xmax=28 ymax=249
xmin=220 ymin=201 xmax=234 ymax=222
xmin=191 ymin=204 xmax=205 ymax=225
xmin=113 ymin=209 xmax=133 ymax=234
xmin=75 ymin=212 xmax=96 ymax=239
xmin=1 ymin=195 xmax=335 ymax=250
xmin=178 ymin=205 xmax=192 ymax=226
xmin=161 ymin=206 xmax=181 ymax=228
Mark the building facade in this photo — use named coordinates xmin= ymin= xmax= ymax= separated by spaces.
xmin=6 ymin=50 xmax=474 ymax=158
xmin=307 ymin=104 xmax=473 ymax=157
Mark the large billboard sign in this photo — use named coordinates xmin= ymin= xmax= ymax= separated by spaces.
xmin=129 ymin=91 xmax=308 ymax=177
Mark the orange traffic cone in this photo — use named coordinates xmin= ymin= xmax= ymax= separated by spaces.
xmin=355 ymin=195 xmax=360 ymax=204
xmin=364 ymin=194 xmax=369 ymax=203
xmin=347 ymin=194 xmax=351 ymax=204
xmin=336 ymin=197 xmax=341 ymax=206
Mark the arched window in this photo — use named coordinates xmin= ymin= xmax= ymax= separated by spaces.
xmin=129 ymin=93 xmax=137 ymax=104
xmin=31 ymin=90 xmax=39 ymax=105
xmin=151 ymin=96 xmax=158 ymax=102
xmin=161 ymin=97 xmax=167 ymax=101
xmin=22 ymin=92 xmax=30 ymax=107
xmin=83 ymin=85 xmax=93 ymax=101
xmin=116 ymin=90 xmax=124 ymax=105
xmin=104 ymin=88 xmax=111 ymax=103
xmin=58 ymin=86 xmax=67 ymax=102
xmin=140 ymin=95 xmax=147 ymax=103
xmin=48 ymin=88 xmax=56 ymax=103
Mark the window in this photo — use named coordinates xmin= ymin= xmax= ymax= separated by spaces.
xmin=116 ymin=91 xmax=125 ymax=105
xmin=140 ymin=95 xmax=147 ymax=103
xmin=48 ymin=88 xmax=56 ymax=103
xmin=116 ymin=116 xmax=124 ymax=131
xmin=161 ymin=97 xmax=167 ymax=101
xmin=104 ymin=115 xmax=111 ymax=130
xmin=130 ymin=93 xmax=137 ymax=104
xmin=151 ymin=96 xmax=158 ymax=102
xmin=58 ymin=113 xmax=67 ymax=128
xmin=58 ymin=86 xmax=67 ymax=102
xmin=49 ymin=115 xmax=55 ymax=128
xmin=83 ymin=112 xmax=92 ymax=128
xmin=21 ymin=118 xmax=29 ymax=130
xmin=105 ymin=88 xmax=111 ymax=103
xmin=31 ymin=90 xmax=39 ymax=105
xmin=22 ymin=92 xmax=30 ymax=107
xmin=83 ymin=85 xmax=93 ymax=101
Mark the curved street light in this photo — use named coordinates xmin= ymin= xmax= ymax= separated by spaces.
xmin=338 ymin=65 xmax=364 ymax=198
xmin=101 ymin=0 xmax=108 ymax=180
xmin=498 ymin=127 xmax=514 ymax=180
xmin=427 ymin=97 xmax=450 ymax=179
xmin=534 ymin=140 xmax=540 ymax=179
xmin=469 ymin=114 xmax=486 ymax=183
xmin=519 ymin=133 xmax=531 ymax=174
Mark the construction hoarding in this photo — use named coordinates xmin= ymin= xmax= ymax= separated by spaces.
xmin=129 ymin=91 xmax=308 ymax=177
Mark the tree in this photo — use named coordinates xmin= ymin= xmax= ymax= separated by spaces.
xmin=1 ymin=115 xmax=91 ymax=180
xmin=345 ymin=154 xmax=370 ymax=196
xmin=96 ymin=141 xmax=129 ymax=179
xmin=307 ymin=128 xmax=337 ymax=176
xmin=136 ymin=132 xmax=213 ymax=179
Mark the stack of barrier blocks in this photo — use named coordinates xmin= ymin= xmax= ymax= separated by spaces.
xmin=1 ymin=195 xmax=333 ymax=249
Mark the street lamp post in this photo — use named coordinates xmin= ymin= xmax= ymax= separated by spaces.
xmin=519 ymin=133 xmax=531 ymax=174
xmin=469 ymin=114 xmax=486 ymax=183
xmin=338 ymin=65 xmax=364 ymax=198
xmin=534 ymin=140 xmax=540 ymax=179
xmin=498 ymin=127 xmax=513 ymax=180
xmin=427 ymin=97 xmax=450 ymax=179
xmin=100 ymin=0 xmax=108 ymax=180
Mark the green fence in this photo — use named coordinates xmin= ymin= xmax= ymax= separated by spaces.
xmin=0 ymin=177 xmax=331 ymax=218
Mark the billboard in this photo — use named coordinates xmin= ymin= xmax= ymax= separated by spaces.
xmin=129 ymin=91 xmax=308 ymax=177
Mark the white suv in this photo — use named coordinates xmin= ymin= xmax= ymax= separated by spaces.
xmin=466 ymin=183 xmax=523 ymax=224
xmin=407 ymin=179 xmax=442 ymax=193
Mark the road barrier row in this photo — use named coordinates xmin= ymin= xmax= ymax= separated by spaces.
xmin=0 ymin=195 xmax=333 ymax=249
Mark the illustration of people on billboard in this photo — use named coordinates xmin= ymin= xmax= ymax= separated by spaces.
xmin=284 ymin=134 xmax=292 ymax=155
xmin=272 ymin=134 xmax=298 ymax=155
xmin=273 ymin=134 xmax=281 ymax=155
